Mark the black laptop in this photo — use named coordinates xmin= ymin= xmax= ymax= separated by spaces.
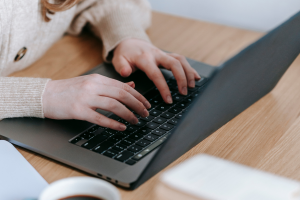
xmin=0 ymin=11 xmax=299 ymax=189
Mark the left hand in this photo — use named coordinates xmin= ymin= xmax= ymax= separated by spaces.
xmin=112 ymin=39 xmax=201 ymax=104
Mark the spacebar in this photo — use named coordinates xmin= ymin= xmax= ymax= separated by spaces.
xmin=132 ymin=133 xmax=170 ymax=161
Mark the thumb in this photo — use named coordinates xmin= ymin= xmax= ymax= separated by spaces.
xmin=112 ymin=56 xmax=133 ymax=77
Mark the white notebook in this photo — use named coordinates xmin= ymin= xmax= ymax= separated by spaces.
xmin=158 ymin=154 xmax=300 ymax=200
xmin=0 ymin=140 xmax=49 ymax=200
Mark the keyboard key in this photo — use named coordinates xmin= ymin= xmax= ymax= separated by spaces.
xmin=146 ymin=122 xmax=160 ymax=129
xmin=195 ymin=77 xmax=207 ymax=87
xmin=121 ymin=139 xmax=135 ymax=146
xmin=133 ymin=134 xmax=169 ymax=161
xmin=144 ymin=134 xmax=159 ymax=142
xmin=125 ymin=159 xmax=136 ymax=165
xmin=136 ymin=119 xmax=147 ymax=127
xmin=152 ymin=129 xmax=166 ymax=136
xmin=177 ymin=101 xmax=190 ymax=109
xmin=128 ymin=133 xmax=144 ymax=141
xmin=70 ymin=137 xmax=82 ymax=144
xmin=104 ymin=130 xmax=117 ymax=136
xmin=156 ymin=103 xmax=172 ymax=111
xmin=175 ymin=113 xmax=183 ymax=119
xmin=169 ymin=107 xmax=183 ymax=114
xmin=118 ymin=119 xmax=130 ymax=126
xmin=192 ymin=92 xmax=200 ymax=98
xmin=150 ymin=96 xmax=163 ymax=106
xmin=115 ymin=151 xmax=134 ymax=162
xmin=128 ymin=145 xmax=143 ymax=153
xmin=160 ymin=123 xmax=174 ymax=131
xmin=153 ymin=117 xmax=167 ymax=124
xmin=81 ymin=135 xmax=108 ymax=150
xmin=188 ymin=87 xmax=198 ymax=93
xmin=161 ymin=112 xmax=175 ymax=119
xmin=93 ymin=143 xmax=113 ymax=154
xmin=125 ymin=125 xmax=139 ymax=133
xmin=80 ymin=132 xmax=94 ymax=140
xmin=87 ymin=126 xmax=100 ymax=133
xmin=185 ymin=96 xmax=193 ymax=103
xmin=112 ymin=143 xmax=127 ymax=152
xmin=149 ymin=109 xmax=162 ymax=117
xmin=140 ymin=115 xmax=155 ymax=122
xmin=136 ymin=139 xmax=151 ymax=147
xmin=114 ymin=131 xmax=129 ymax=137
xmin=138 ymin=127 xmax=153 ymax=135
xmin=173 ymin=94 xmax=184 ymax=102
xmin=106 ymin=136 xmax=122 ymax=144
xmin=103 ymin=149 xmax=119 ymax=158
xmin=168 ymin=118 xmax=179 ymax=125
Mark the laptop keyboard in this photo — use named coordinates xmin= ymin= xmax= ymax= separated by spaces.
xmin=69 ymin=77 xmax=208 ymax=165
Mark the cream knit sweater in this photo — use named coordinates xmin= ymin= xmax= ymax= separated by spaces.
xmin=0 ymin=0 xmax=151 ymax=119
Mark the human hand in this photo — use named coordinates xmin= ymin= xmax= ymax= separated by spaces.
xmin=112 ymin=38 xmax=201 ymax=104
xmin=42 ymin=74 xmax=151 ymax=131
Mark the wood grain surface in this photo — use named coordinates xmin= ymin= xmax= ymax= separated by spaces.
xmin=9 ymin=12 xmax=300 ymax=200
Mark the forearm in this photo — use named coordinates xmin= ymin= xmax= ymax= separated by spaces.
xmin=67 ymin=0 xmax=152 ymax=61
xmin=0 ymin=77 xmax=50 ymax=119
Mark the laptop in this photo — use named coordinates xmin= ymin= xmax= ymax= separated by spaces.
xmin=0 ymin=11 xmax=300 ymax=189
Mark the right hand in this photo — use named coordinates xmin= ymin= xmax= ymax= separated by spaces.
xmin=42 ymin=74 xmax=151 ymax=131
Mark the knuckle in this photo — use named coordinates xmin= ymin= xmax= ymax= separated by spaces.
xmin=95 ymin=114 xmax=104 ymax=124
xmin=80 ymin=80 xmax=94 ymax=90
xmin=118 ymin=89 xmax=128 ymax=99
xmin=171 ymin=59 xmax=181 ymax=67
xmin=121 ymin=83 xmax=131 ymax=92
xmin=178 ymin=55 xmax=186 ymax=61
xmin=89 ymin=73 xmax=101 ymax=79
xmin=141 ymin=52 xmax=153 ymax=61
xmin=107 ymin=99 xmax=118 ymax=110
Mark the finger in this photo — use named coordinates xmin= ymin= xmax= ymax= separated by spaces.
xmin=95 ymin=75 xmax=151 ymax=109
xmin=169 ymin=53 xmax=201 ymax=88
xmin=137 ymin=58 xmax=173 ymax=104
xmin=112 ymin=56 xmax=133 ymax=77
xmin=84 ymin=109 xmax=127 ymax=131
xmin=95 ymin=85 xmax=149 ymax=118
xmin=157 ymin=54 xmax=188 ymax=95
xmin=91 ymin=96 xmax=139 ymax=125
xmin=126 ymin=81 xmax=135 ymax=88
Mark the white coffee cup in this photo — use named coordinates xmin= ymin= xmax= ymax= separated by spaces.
xmin=39 ymin=177 xmax=121 ymax=200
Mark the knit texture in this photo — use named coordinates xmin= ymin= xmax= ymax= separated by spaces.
xmin=0 ymin=77 xmax=50 ymax=118
xmin=0 ymin=0 xmax=151 ymax=119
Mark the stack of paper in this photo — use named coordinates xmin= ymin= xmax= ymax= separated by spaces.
xmin=156 ymin=154 xmax=300 ymax=200
xmin=0 ymin=140 xmax=48 ymax=200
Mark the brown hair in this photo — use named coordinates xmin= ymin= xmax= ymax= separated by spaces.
xmin=42 ymin=0 xmax=81 ymax=22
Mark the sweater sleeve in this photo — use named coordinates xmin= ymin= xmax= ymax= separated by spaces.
xmin=67 ymin=0 xmax=152 ymax=62
xmin=0 ymin=77 xmax=50 ymax=119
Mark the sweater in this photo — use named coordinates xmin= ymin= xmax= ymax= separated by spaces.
xmin=0 ymin=0 xmax=151 ymax=119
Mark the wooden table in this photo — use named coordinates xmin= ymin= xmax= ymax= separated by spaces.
xmin=11 ymin=12 xmax=300 ymax=199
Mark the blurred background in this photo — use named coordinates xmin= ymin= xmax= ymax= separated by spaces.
xmin=148 ymin=0 xmax=300 ymax=32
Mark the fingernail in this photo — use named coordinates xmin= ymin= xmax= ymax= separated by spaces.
xmin=167 ymin=95 xmax=173 ymax=104
xmin=189 ymin=80 xmax=195 ymax=88
xmin=182 ymin=87 xmax=188 ymax=95
xmin=119 ymin=124 xmax=127 ymax=131
xmin=145 ymin=101 xmax=151 ymax=109
xmin=143 ymin=109 xmax=149 ymax=117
